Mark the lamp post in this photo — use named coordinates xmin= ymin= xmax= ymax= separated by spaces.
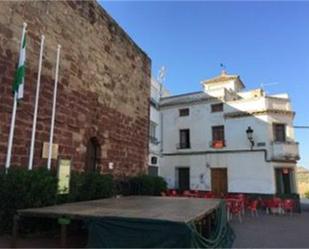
xmin=246 ymin=126 xmax=255 ymax=150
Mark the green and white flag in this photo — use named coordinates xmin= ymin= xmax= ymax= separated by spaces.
xmin=12 ymin=29 xmax=26 ymax=100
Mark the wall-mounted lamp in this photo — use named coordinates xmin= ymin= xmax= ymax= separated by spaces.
xmin=246 ymin=126 xmax=255 ymax=150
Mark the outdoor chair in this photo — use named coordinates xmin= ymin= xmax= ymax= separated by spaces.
xmin=182 ymin=190 xmax=192 ymax=197
xmin=282 ymin=199 xmax=295 ymax=215
xmin=166 ymin=189 xmax=177 ymax=197
xmin=204 ymin=192 xmax=215 ymax=199
xmin=235 ymin=194 xmax=246 ymax=215
xmin=247 ymin=200 xmax=259 ymax=217
xmin=226 ymin=199 xmax=242 ymax=223
xmin=264 ymin=198 xmax=283 ymax=215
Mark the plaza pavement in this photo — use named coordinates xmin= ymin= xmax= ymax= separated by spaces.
xmin=231 ymin=203 xmax=309 ymax=248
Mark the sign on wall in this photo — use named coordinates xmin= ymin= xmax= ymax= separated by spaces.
xmin=57 ymin=159 xmax=71 ymax=194
xmin=42 ymin=142 xmax=59 ymax=159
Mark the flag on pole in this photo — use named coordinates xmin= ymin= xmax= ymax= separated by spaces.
xmin=12 ymin=30 xmax=26 ymax=100
xmin=5 ymin=22 xmax=27 ymax=171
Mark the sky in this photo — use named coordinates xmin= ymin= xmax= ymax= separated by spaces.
xmin=100 ymin=1 xmax=309 ymax=168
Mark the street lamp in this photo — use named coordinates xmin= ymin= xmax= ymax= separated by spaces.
xmin=246 ymin=126 xmax=255 ymax=150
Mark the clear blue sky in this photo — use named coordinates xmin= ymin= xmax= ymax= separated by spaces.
xmin=100 ymin=1 xmax=309 ymax=168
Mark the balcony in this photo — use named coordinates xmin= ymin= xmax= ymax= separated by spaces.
xmin=272 ymin=141 xmax=300 ymax=161
xmin=150 ymin=136 xmax=160 ymax=145
xmin=210 ymin=140 xmax=225 ymax=149
xmin=176 ymin=143 xmax=191 ymax=150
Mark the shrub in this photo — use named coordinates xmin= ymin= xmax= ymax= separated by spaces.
xmin=0 ymin=169 xmax=166 ymax=234
xmin=128 ymin=175 xmax=167 ymax=196
xmin=66 ymin=171 xmax=114 ymax=202
xmin=0 ymin=168 xmax=58 ymax=234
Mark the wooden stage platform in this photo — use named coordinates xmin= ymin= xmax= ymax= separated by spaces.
xmin=12 ymin=196 xmax=221 ymax=247
xmin=18 ymin=196 xmax=221 ymax=223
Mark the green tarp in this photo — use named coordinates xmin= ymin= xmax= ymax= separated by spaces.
xmin=86 ymin=201 xmax=235 ymax=248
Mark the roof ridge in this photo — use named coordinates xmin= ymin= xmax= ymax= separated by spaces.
xmin=161 ymin=91 xmax=204 ymax=100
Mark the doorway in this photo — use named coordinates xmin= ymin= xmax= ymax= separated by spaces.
xmin=275 ymin=168 xmax=294 ymax=194
xmin=178 ymin=167 xmax=190 ymax=190
xmin=211 ymin=168 xmax=228 ymax=195
xmin=85 ymin=137 xmax=100 ymax=172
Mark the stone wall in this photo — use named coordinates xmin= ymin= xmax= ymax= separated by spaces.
xmin=0 ymin=1 xmax=151 ymax=176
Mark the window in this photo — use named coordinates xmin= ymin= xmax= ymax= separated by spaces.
xmin=179 ymin=129 xmax=190 ymax=149
xmin=149 ymin=121 xmax=158 ymax=144
xmin=212 ymin=126 xmax=225 ymax=148
xmin=211 ymin=103 xmax=223 ymax=112
xmin=151 ymin=156 xmax=158 ymax=165
xmin=273 ymin=123 xmax=286 ymax=142
xmin=179 ymin=108 xmax=189 ymax=117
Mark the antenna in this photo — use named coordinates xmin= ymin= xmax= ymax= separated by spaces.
xmin=157 ymin=66 xmax=167 ymax=98
xmin=157 ymin=66 xmax=166 ymax=84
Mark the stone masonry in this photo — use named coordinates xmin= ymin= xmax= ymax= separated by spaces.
xmin=0 ymin=1 xmax=151 ymax=176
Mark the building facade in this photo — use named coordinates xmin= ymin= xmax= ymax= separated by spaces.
xmin=0 ymin=1 xmax=151 ymax=176
xmin=160 ymin=71 xmax=299 ymax=195
xmin=148 ymin=78 xmax=169 ymax=176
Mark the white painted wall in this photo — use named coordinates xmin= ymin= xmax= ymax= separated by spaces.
xmin=148 ymin=79 xmax=169 ymax=171
xmin=160 ymin=152 xmax=276 ymax=194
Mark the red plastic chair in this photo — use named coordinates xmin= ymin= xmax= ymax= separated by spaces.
xmin=265 ymin=197 xmax=282 ymax=214
xmin=282 ymin=199 xmax=295 ymax=215
xmin=247 ymin=200 xmax=259 ymax=217
xmin=182 ymin=190 xmax=192 ymax=197
xmin=226 ymin=199 xmax=242 ymax=223
xmin=167 ymin=189 xmax=177 ymax=197
xmin=204 ymin=192 xmax=215 ymax=199
xmin=233 ymin=194 xmax=246 ymax=215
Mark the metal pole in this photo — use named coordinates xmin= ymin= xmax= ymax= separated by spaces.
xmin=47 ymin=45 xmax=61 ymax=170
xmin=5 ymin=23 xmax=27 ymax=171
xmin=28 ymin=35 xmax=45 ymax=170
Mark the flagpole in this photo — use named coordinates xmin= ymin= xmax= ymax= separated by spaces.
xmin=28 ymin=35 xmax=45 ymax=170
xmin=5 ymin=22 xmax=27 ymax=171
xmin=47 ymin=44 xmax=61 ymax=170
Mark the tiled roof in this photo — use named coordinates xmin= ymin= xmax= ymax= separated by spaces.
xmin=160 ymin=91 xmax=219 ymax=107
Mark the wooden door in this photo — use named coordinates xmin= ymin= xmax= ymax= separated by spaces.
xmin=211 ymin=168 xmax=228 ymax=195
xmin=178 ymin=168 xmax=190 ymax=190
xmin=85 ymin=138 xmax=99 ymax=172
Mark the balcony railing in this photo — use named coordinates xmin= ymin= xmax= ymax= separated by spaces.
xmin=149 ymin=136 xmax=160 ymax=145
xmin=272 ymin=141 xmax=300 ymax=161
xmin=176 ymin=143 xmax=191 ymax=149
xmin=210 ymin=140 xmax=225 ymax=149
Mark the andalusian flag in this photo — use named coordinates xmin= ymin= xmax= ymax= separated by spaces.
xmin=12 ymin=29 xmax=26 ymax=100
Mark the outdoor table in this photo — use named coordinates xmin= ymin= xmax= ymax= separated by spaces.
xmin=264 ymin=199 xmax=283 ymax=215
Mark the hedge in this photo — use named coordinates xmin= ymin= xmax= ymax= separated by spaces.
xmin=0 ymin=168 xmax=58 ymax=233
xmin=0 ymin=168 xmax=167 ymax=234
xmin=129 ymin=175 xmax=167 ymax=196
xmin=65 ymin=172 xmax=114 ymax=202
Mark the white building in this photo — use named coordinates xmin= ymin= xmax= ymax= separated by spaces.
xmin=148 ymin=78 xmax=169 ymax=176
xmin=159 ymin=71 xmax=299 ymax=195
